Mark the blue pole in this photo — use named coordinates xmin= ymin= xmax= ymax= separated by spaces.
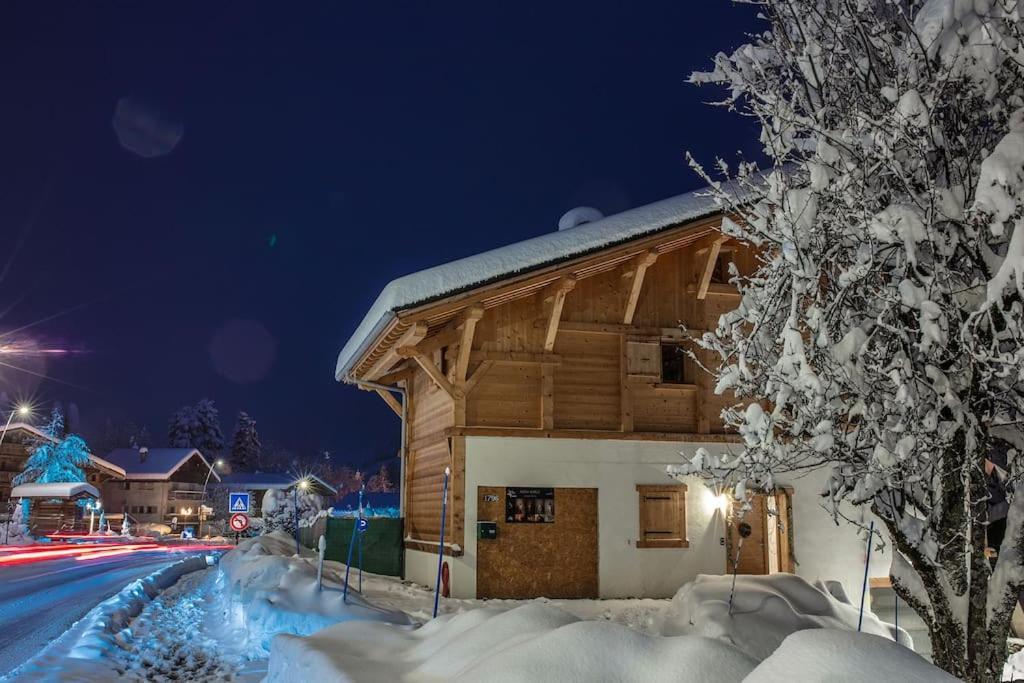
xmin=894 ymin=593 xmax=899 ymax=643
xmin=857 ymin=520 xmax=874 ymax=632
xmin=293 ymin=486 xmax=300 ymax=556
xmin=433 ymin=467 xmax=450 ymax=619
xmin=358 ymin=486 xmax=365 ymax=593
xmin=343 ymin=508 xmax=359 ymax=603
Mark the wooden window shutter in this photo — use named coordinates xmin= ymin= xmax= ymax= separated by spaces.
xmin=636 ymin=484 xmax=688 ymax=548
xmin=625 ymin=341 xmax=661 ymax=380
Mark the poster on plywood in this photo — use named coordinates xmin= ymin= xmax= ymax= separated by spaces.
xmin=505 ymin=487 xmax=555 ymax=523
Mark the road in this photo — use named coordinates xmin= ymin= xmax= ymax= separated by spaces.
xmin=0 ymin=543 xmax=216 ymax=676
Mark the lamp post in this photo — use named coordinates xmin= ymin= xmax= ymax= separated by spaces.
xmin=88 ymin=500 xmax=102 ymax=535
xmin=0 ymin=404 xmax=32 ymax=451
xmin=197 ymin=459 xmax=223 ymax=539
xmin=294 ymin=479 xmax=309 ymax=555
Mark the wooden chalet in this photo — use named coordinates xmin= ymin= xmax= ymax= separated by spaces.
xmin=337 ymin=185 xmax=878 ymax=600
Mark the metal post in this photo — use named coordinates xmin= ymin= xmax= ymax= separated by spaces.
xmin=293 ymin=485 xmax=300 ymax=556
xmin=858 ymin=520 xmax=875 ymax=632
xmin=89 ymin=505 xmax=95 ymax=535
xmin=433 ymin=467 xmax=450 ymax=619
xmin=317 ymin=534 xmax=326 ymax=591
xmin=343 ymin=511 xmax=359 ymax=603
xmin=358 ymin=486 xmax=365 ymax=593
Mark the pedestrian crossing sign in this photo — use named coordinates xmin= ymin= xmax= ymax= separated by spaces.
xmin=229 ymin=492 xmax=250 ymax=513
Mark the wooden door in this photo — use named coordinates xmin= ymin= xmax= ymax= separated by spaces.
xmin=477 ymin=486 xmax=599 ymax=599
xmin=726 ymin=489 xmax=794 ymax=575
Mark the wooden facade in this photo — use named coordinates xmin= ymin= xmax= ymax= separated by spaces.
xmin=347 ymin=215 xmax=755 ymax=559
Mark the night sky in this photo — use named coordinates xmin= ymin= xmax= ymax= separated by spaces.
xmin=0 ymin=2 xmax=762 ymax=467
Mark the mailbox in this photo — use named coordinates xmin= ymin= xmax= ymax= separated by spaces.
xmin=477 ymin=521 xmax=498 ymax=540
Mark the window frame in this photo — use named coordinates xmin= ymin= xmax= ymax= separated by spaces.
xmin=635 ymin=484 xmax=689 ymax=549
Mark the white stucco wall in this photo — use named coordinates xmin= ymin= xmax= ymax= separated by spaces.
xmin=405 ymin=436 xmax=891 ymax=601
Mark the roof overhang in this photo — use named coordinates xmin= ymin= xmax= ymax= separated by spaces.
xmin=12 ymin=482 xmax=100 ymax=499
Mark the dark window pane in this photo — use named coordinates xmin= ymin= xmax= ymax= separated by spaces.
xmin=661 ymin=345 xmax=687 ymax=384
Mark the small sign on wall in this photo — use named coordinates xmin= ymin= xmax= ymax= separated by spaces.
xmin=506 ymin=487 xmax=555 ymax=523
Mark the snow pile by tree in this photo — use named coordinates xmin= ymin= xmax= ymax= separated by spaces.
xmin=229 ymin=411 xmax=261 ymax=471
xmin=661 ymin=574 xmax=909 ymax=661
xmin=261 ymin=488 xmax=323 ymax=536
xmin=13 ymin=409 xmax=91 ymax=485
xmin=676 ymin=1 xmax=1024 ymax=679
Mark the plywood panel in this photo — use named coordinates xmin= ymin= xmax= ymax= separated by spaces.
xmin=553 ymin=330 xmax=620 ymax=430
xmin=466 ymin=362 xmax=541 ymax=428
xmin=476 ymin=486 xmax=599 ymax=599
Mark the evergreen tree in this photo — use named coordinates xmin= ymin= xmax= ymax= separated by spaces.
xmin=192 ymin=398 xmax=225 ymax=456
xmin=14 ymin=423 xmax=91 ymax=485
xmin=167 ymin=405 xmax=196 ymax=448
xmin=230 ymin=411 xmax=261 ymax=471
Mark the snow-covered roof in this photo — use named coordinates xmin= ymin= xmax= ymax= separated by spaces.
xmin=335 ymin=180 xmax=750 ymax=381
xmin=0 ymin=423 xmax=127 ymax=478
xmin=103 ymin=448 xmax=219 ymax=481
xmin=218 ymin=472 xmax=337 ymax=495
xmin=11 ymin=482 xmax=100 ymax=499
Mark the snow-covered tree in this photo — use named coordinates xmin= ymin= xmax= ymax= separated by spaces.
xmin=167 ymin=399 xmax=225 ymax=457
xmin=230 ymin=411 xmax=261 ymax=471
xmin=677 ymin=2 xmax=1024 ymax=680
xmin=261 ymin=487 xmax=323 ymax=537
xmin=14 ymin=413 xmax=91 ymax=485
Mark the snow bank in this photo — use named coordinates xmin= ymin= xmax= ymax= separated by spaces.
xmin=661 ymin=573 xmax=910 ymax=661
xmin=746 ymin=628 xmax=958 ymax=682
xmin=219 ymin=531 xmax=413 ymax=655
xmin=267 ymin=602 xmax=759 ymax=683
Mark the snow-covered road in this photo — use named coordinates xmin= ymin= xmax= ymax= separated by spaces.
xmin=0 ymin=548 xmax=204 ymax=676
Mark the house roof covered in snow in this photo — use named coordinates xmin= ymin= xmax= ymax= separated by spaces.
xmin=103 ymin=447 xmax=219 ymax=481
xmin=11 ymin=482 xmax=100 ymax=499
xmin=0 ymin=423 xmax=126 ymax=479
xmin=218 ymin=472 xmax=337 ymax=495
xmin=335 ymin=179 xmax=752 ymax=381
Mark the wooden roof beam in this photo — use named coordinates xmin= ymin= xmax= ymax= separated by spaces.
xmin=454 ymin=305 xmax=485 ymax=385
xmin=696 ymin=235 xmax=729 ymax=300
xmin=542 ymin=276 xmax=577 ymax=352
xmin=622 ymin=249 xmax=659 ymax=325
xmin=398 ymin=346 xmax=459 ymax=399
xmin=464 ymin=360 xmax=494 ymax=395
xmin=369 ymin=388 xmax=402 ymax=417
xmin=365 ymin=322 xmax=428 ymax=380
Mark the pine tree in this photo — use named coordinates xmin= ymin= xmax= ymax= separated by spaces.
xmin=14 ymin=417 xmax=91 ymax=485
xmin=192 ymin=398 xmax=225 ymax=456
xmin=168 ymin=405 xmax=196 ymax=448
xmin=230 ymin=411 xmax=261 ymax=471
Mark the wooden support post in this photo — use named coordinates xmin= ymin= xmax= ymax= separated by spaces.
xmin=454 ymin=305 xmax=485 ymax=386
xmin=366 ymin=322 xmax=428 ymax=380
xmin=620 ymin=334 xmax=634 ymax=432
xmin=375 ymin=389 xmax=403 ymax=417
xmin=622 ymin=249 xmax=659 ymax=324
xmin=696 ymin=236 xmax=728 ymax=300
xmin=464 ymin=360 xmax=494 ymax=395
xmin=542 ymin=276 xmax=577 ymax=352
xmin=540 ymin=363 xmax=555 ymax=430
xmin=398 ymin=346 xmax=458 ymax=399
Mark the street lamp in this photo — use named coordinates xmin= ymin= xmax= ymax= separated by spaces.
xmin=197 ymin=459 xmax=224 ymax=539
xmin=0 ymin=404 xmax=32 ymax=450
xmin=87 ymin=500 xmax=102 ymax=535
xmin=294 ymin=478 xmax=309 ymax=555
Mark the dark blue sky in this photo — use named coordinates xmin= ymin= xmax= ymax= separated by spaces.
xmin=0 ymin=2 xmax=761 ymax=465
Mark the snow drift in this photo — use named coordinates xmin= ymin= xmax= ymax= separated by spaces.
xmin=267 ymin=602 xmax=760 ymax=683
xmin=219 ymin=531 xmax=413 ymax=655
xmin=746 ymin=629 xmax=959 ymax=682
xmin=661 ymin=573 xmax=911 ymax=661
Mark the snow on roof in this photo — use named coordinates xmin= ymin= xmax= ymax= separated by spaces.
xmin=218 ymin=472 xmax=337 ymax=495
xmin=11 ymin=482 xmax=100 ymax=499
xmin=335 ymin=179 xmax=751 ymax=381
xmin=103 ymin=448 xmax=219 ymax=481
xmin=0 ymin=423 xmax=127 ymax=478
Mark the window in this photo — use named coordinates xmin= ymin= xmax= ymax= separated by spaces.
xmin=710 ymin=250 xmax=734 ymax=284
xmin=636 ymin=484 xmax=688 ymax=548
xmin=146 ymin=506 xmax=156 ymax=514
xmin=660 ymin=344 xmax=689 ymax=384
xmin=168 ymin=506 xmax=176 ymax=515
xmin=123 ymin=482 xmax=131 ymax=490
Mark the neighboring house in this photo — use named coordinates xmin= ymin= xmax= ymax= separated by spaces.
xmin=216 ymin=472 xmax=337 ymax=518
xmin=336 ymin=186 xmax=888 ymax=600
xmin=10 ymin=482 xmax=101 ymax=535
xmin=100 ymin=447 xmax=220 ymax=527
xmin=0 ymin=422 xmax=125 ymax=506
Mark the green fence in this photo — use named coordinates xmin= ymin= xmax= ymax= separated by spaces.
xmin=302 ymin=516 xmax=404 ymax=578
